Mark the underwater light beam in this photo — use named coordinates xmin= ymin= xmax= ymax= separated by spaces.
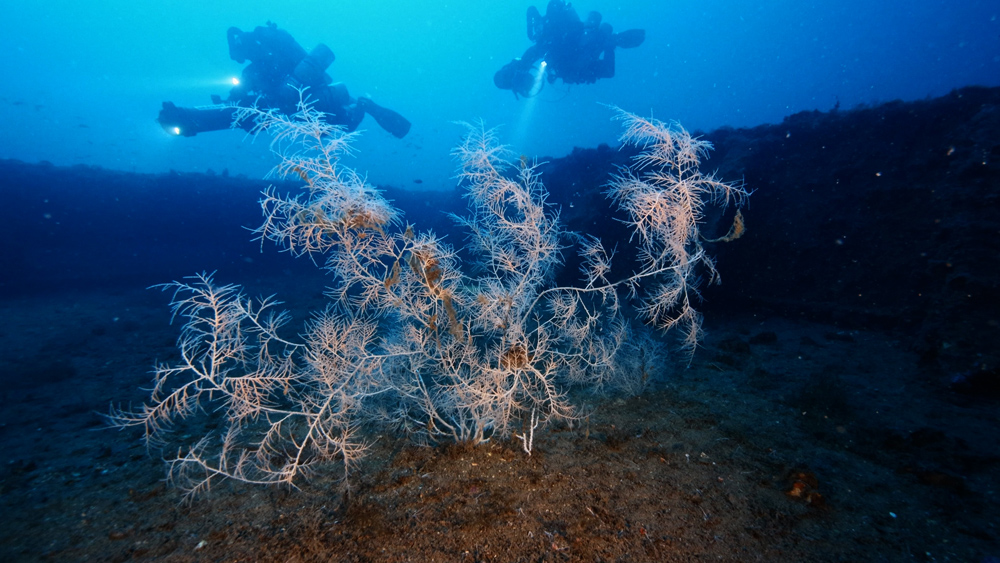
xmin=512 ymin=61 xmax=548 ymax=149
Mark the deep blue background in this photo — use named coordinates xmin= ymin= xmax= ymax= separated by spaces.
xmin=3 ymin=1 xmax=998 ymax=189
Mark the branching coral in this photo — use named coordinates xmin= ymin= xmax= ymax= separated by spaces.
xmin=109 ymin=97 xmax=747 ymax=500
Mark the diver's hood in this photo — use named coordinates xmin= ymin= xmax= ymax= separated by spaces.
xmin=494 ymin=61 xmax=534 ymax=96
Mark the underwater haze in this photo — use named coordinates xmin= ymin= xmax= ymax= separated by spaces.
xmin=2 ymin=0 xmax=998 ymax=189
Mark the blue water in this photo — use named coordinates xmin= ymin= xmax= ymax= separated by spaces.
xmin=2 ymin=0 xmax=998 ymax=189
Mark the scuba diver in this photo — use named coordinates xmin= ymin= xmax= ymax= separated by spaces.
xmin=158 ymin=22 xmax=411 ymax=138
xmin=494 ymin=1 xmax=645 ymax=98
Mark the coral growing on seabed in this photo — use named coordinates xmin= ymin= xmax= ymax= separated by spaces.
xmin=108 ymin=98 xmax=748 ymax=500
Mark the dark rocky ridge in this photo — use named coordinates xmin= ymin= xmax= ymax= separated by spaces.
xmin=538 ymin=86 xmax=1000 ymax=377
xmin=2 ymin=86 xmax=997 ymax=377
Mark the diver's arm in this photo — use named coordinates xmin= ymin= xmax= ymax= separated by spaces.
xmin=520 ymin=44 xmax=546 ymax=66
xmin=156 ymin=102 xmax=251 ymax=137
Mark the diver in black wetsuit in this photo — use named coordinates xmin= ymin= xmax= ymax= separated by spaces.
xmin=494 ymin=1 xmax=645 ymax=98
xmin=158 ymin=22 xmax=411 ymax=139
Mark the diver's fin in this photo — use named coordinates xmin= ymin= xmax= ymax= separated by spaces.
xmin=615 ymin=29 xmax=645 ymax=49
xmin=357 ymin=97 xmax=411 ymax=138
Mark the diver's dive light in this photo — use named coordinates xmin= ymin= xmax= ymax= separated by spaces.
xmin=528 ymin=61 xmax=547 ymax=97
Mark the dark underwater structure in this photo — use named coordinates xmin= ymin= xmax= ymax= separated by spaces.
xmin=539 ymin=86 xmax=1000 ymax=386
xmin=5 ymin=86 xmax=996 ymax=380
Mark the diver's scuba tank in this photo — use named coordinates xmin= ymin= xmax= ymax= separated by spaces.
xmin=293 ymin=43 xmax=336 ymax=87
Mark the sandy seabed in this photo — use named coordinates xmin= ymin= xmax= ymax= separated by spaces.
xmin=0 ymin=282 xmax=997 ymax=562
